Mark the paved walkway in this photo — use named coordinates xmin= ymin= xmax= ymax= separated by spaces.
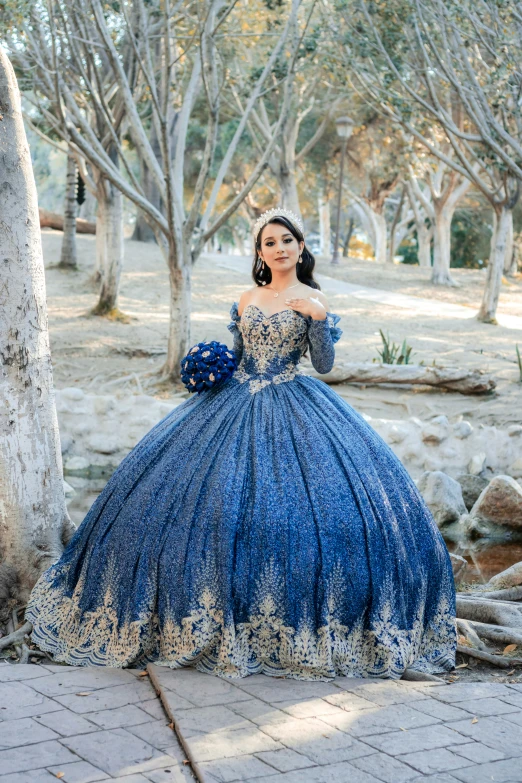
xmin=149 ymin=665 xmax=522 ymax=783
xmin=0 ymin=660 xmax=195 ymax=782
xmin=214 ymin=255 xmax=522 ymax=332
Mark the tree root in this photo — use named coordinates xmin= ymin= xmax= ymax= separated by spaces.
xmin=459 ymin=586 xmax=522 ymax=602
xmin=464 ymin=620 xmax=522 ymax=646
xmin=456 ymin=619 xmax=490 ymax=652
xmin=486 ymin=562 xmax=522 ymax=591
xmin=456 ymin=645 xmax=522 ymax=668
xmin=401 ymin=668 xmax=446 ymax=683
xmin=456 ymin=597 xmax=522 ymax=628
xmin=18 ymin=644 xmax=30 ymax=664
xmin=0 ymin=621 xmax=32 ymax=651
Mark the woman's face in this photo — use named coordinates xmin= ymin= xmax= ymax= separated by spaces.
xmin=258 ymin=222 xmax=304 ymax=274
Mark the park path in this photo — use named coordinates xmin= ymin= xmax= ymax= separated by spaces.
xmin=214 ymin=255 xmax=522 ymax=332
xmin=148 ymin=665 xmax=522 ymax=783
xmin=2 ymin=656 xmax=522 ymax=782
xmin=0 ymin=659 xmax=194 ymax=782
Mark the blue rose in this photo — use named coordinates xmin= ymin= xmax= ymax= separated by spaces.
xmin=180 ymin=341 xmax=237 ymax=394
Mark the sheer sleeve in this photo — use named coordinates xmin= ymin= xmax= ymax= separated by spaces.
xmin=227 ymin=301 xmax=244 ymax=364
xmin=306 ymin=312 xmax=343 ymax=374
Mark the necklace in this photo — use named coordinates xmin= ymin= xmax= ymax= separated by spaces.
xmin=266 ymin=282 xmax=300 ymax=298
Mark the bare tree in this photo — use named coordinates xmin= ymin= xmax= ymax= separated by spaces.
xmin=9 ymin=0 xmax=303 ymax=378
xmin=0 ymin=50 xmax=74 ymax=625
xmin=339 ymin=0 xmax=521 ymax=320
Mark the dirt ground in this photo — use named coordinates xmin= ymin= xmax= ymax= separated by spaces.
xmin=40 ymin=229 xmax=522 ymax=683
xmin=44 ymin=229 xmax=522 ymax=428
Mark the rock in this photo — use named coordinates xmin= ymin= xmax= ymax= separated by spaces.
xmin=93 ymin=396 xmax=116 ymax=415
xmin=470 ymin=475 xmax=522 ymax=529
xmin=60 ymin=387 xmax=85 ymax=401
xmin=453 ymin=421 xmax=473 ymax=439
xmin=386 ymin=424 xmax=409 ymax=444
xmin=508 ymin=425 xmax=522 ymax=437
xmin=509 ymin=457 xmax=522 ymax=478
xmin=456 ymin=474 xmax=490 ymax=511
xmin=60 ymin=432 xmax=74 ymax=455
xmin=64 ymin=456 xmax=90 ymax=473
xmin=416 ymin=470 xmax=467 ymax=527
xmin=87 ymin=434 xmax=122 ymax=455
xmin=468 ymin=452 xmax=486 ymax=475
xmin=421 ymin=416 xmax=450 ymax=444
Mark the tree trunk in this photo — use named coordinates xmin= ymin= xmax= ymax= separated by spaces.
xmin=387 ymin=188 xmax=405 ymax=265
xmin=165 ymin=254 xmax=192 ymax=381
xmin=92 ymin=184 xmax=124 ymax=316
xmin=279 ymin=166 xmax=301 ymax=218
xmin=318 ymin=194 xmax=331 ymax=257
xmin=477 ymin=204 xmax=511 ymax=323
xmin=343 ymin=217 xmax=354 ymax=258
xmin=0 ymin=49 xmax=73 ymax=613
xmin=58 ymin=151 xmax=78 ymax=269
xmin=94 ymin=194 xmax=106 ymax=284
xmin=373 ymin=210 xmax=387 ymax=265
xmin=503 ymin=209 xmax=516 ymax=276
xmin=432 ymin=204 xmax=456 ymax=285
xmin=417 ymin=222 xmax=432 ymax=268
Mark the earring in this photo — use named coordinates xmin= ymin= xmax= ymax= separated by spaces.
xmin=298 ymin=255 xmax=302 ymax=263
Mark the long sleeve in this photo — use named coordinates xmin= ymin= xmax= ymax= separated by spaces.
xmin=306 ymin=312 xmax=343 ymax=374
xmin=227 ymin=301 xmax=244 ymax=364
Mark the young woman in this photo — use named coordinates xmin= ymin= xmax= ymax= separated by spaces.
xmin=26 ymin=208 xmax=457 ymax=681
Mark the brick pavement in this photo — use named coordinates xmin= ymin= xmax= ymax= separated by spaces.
xmin=148 ymin=665 xmax=522 ymax=783
xmin=0 ymin=660 xmax=195 ymax=782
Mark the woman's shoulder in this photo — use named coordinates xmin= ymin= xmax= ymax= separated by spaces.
xmin=305 ymin=286 xmax=329 ymax=311
xmin=237 ymin=287 xmax=258 ymax=316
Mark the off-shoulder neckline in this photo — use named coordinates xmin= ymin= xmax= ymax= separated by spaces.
xmin=237 ymin=303 xmax=307 ymax=321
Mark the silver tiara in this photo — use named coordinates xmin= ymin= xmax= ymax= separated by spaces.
xmin=252 ymin=207 xmax=304 ymax=240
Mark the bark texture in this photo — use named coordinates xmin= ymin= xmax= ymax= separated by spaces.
xmin=58 ymin=151 xmax=78 ymax=268
xmin=0 ymin=49 xmax=73 ymax=616
xmin=478 ymin=205 xmax=511 ymax=323
xmin=92 ymin=176 xmax=124 ymax=315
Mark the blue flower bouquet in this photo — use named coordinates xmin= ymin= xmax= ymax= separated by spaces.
xmin=180 ymin=341 xmax=237 ymax=394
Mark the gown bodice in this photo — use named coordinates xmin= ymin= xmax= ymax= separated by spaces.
xmin=228 ymin=301 xmax=343 ymax=394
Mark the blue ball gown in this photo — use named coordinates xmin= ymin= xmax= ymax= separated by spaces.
xmin=26 ymin=301 xmax=457 ymax=680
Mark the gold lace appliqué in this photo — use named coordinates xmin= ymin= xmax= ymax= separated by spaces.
xmin=27 ymin=556 xmax=457 ymax=679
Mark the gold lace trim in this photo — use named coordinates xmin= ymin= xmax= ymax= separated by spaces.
xmin=27 ymin=558 xmax=456 ymax=679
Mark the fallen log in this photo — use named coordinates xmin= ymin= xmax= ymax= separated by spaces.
xmin=302 ymin=363 xmax=495 ymax=394
xmin=40 ymin=208 xmax=96 ymax=234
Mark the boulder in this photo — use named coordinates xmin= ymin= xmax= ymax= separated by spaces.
xmin=468 ymin=451 xmax=486 ymax=475
xmin=453 ymin=420 xmax=473 ymax=439
xmin=416 ymin=470 xmax=467 ymax=527
xmin=421 ymin=415 xmax=450 ymax=445
xmin=470 ymin=475 xmax=522 ymax=529
xmin=456 ymin=474 xmax=490 ymax=511
xmin=509 ymin=457 xmax=522 ymax=478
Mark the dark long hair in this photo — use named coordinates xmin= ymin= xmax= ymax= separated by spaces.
xmin=252 ymin=216 xmax=321 ymax=289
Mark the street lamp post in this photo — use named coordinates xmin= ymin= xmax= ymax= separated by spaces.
xmin=331 ymin=116 xmax=354 ymax=265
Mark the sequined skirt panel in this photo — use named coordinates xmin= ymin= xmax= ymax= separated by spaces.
xmin=27 ymin=375 xmax=457 ymax=680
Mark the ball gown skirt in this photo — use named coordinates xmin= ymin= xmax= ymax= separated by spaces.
xmin=26 ymin=302 xmax=457 ymax=680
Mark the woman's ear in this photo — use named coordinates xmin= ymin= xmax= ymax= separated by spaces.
xmin=299 ymin=241 xmax=305 ymax=254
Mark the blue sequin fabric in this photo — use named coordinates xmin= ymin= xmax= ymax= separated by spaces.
xmin=26 ymin=301 xmax=457 ymax=680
